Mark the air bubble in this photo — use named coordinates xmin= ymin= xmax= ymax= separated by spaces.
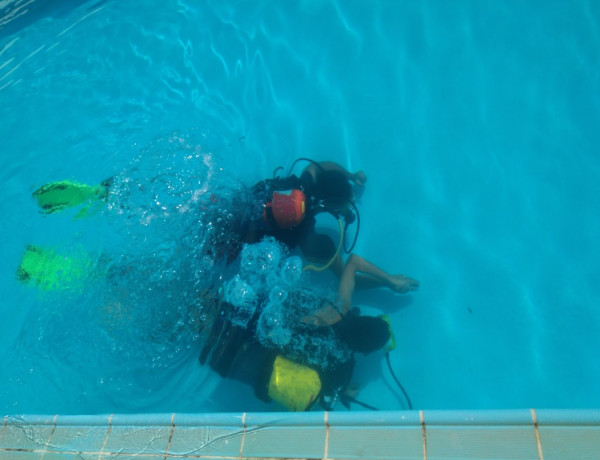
xmin=269 ymin=285 xmax=288 ymax=305
xmin=280 ymin=256 xmax=303 ymax=285
xmin=256 ymin=301 xmax=291 ymax=347
xmin=224 ymin=275 xmax=257 ymax=327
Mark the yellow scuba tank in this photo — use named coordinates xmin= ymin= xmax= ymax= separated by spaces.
xmin=267 ymin=355 xmax=321 ymax=411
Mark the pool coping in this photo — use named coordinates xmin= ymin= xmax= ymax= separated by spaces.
xmin=2 ymin=409 xmax=600 ymax=459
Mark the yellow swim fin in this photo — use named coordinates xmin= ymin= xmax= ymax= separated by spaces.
xmin=33 ymin=178 xmax=112 ymax=215
xmin=16 ymin=245 xmax=99 ymax=292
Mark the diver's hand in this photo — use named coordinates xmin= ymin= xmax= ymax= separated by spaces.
xmin=302 ymin=306 xmax=343 ymax=326
xmin=351 ymin=171 xmax=367 ymax=186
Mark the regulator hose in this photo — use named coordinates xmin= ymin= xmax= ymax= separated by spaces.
xmin=385 ymin=351 xmax=413 ymax=410
xmin=337 ymin=352 xmax=413 ymax=411
xmin=343 ymin=201 xmax=360 ymax=254
xmin=302 ymin=217 xmax=344 ymax=272
xmin=286 ymin=157 xmax=325 ymax=176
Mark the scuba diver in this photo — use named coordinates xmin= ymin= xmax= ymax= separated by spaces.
xmin=24 ymin=158 xmax=419 ymax=298
xmin=17 ymin=234 xmax=402 ymax=411
xmin=197 ymin=238 xmax=400 ymax=411
xmin=27 ymin=159 xmax=417 ymax=289
xmin=242 ymin=159 xmax=366 ymax=272
xmin=204 ymin=158 xmax=419 ymax=294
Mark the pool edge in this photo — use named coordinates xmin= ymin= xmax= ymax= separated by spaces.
xmin=2 ymin=409 xmax=600 ymax=459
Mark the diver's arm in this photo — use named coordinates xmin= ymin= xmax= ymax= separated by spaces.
xmin=302 ymin=254 xmax=376 ymax=326
xmin=302 ymin=254 xmax=418 ymax=326
xmin=304 ymin=161 xmax=367 ymax=186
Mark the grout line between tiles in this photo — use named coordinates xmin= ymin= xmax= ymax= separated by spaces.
xmin=531 ymin=409 xmax=544 ymax=460
xmin=238 ymin=412 xmax=247 ymax=459
xmin=97 ymin=413 xmax=113 ymax=460
xmin=420 ymin=410 xmax=427 ymax=460
xmin=163 ymin=413 xmax=176 ymax=460
xmin=323 ymin=411 xmax=330 ymax=460
xmin=39 ymin=414 xmax=58 ymax=460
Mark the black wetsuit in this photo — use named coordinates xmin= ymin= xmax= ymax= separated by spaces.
xmin=199 ymin=293 xmax=357 ymax=407
xmin=241 ymin=171 xmax=338 ymax=263
xmin=202 ymin=167 xmax=348 ymax=266
xmin=198 ymin=288 xmax=390 ymax=409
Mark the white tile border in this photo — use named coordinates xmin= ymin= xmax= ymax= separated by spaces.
xmin=1 ymin=409 xmax=599 ymax=459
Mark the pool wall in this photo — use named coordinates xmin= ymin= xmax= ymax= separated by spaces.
xmin=2 ymin=409 xmax=599 ymax=459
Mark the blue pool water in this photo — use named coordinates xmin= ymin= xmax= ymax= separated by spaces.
xmin=1 ymin=0 xmax=599 ymax=414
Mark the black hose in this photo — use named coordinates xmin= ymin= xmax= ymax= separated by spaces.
xmin=272 ymin=166 xmax=284 ymax=178
xmin=343 ymin=201 xmax=360 ymax=253
xmin=338 ymin=350 xmax=412 ymax=411
xmin=341 ymin=394 xmax=379 ymax=411
xmin=385 ymin=351 xmax=413 ymax=410
xmin=287 ymin=157 xmax=325 ymax=176
xmin=332 ymin=350 xmax=412 ymax=412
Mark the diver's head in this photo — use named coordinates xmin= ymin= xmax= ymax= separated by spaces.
xmin=263 ymin=189 xmax=306 ymax=229
xmin=312 ymin=170 xmax=353 ymax=215
xmin=336 ymin=314 xmax=391 ymax=354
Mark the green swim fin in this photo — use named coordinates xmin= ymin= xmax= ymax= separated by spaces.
xmin=33 ymin=178 xmax=112 ymax=215
xmin=16 ymin=245 xmax=97 ymax=292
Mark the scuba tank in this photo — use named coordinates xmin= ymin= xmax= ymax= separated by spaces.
xmin=198 ymin=297 xmax=324 ymax=412
xmin=261 ymin=158 xmax=362 ymax=271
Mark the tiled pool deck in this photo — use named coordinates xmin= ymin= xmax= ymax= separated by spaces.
xmin=1 ymin=409 xmax=599 ymax=459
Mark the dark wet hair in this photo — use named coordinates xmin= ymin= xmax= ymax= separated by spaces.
xmin=335 ymin=315 xmax=390 ymax=354
xmin=300 ymin=232 xmax=337 ymax=264
xmin=313 ymin=170 xmax=352 ymax=209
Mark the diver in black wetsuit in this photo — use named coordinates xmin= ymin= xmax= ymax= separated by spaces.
xmin=209 ymin=158 xmax=419 ymax=294
xmin=242 ymin=160 xmax=359 ymax=268
xmin=197 ymin=245 xmax=395 ymax=411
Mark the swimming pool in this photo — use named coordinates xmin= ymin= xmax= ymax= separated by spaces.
xmin=1 ymin=0 xmax=599 ymax=416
